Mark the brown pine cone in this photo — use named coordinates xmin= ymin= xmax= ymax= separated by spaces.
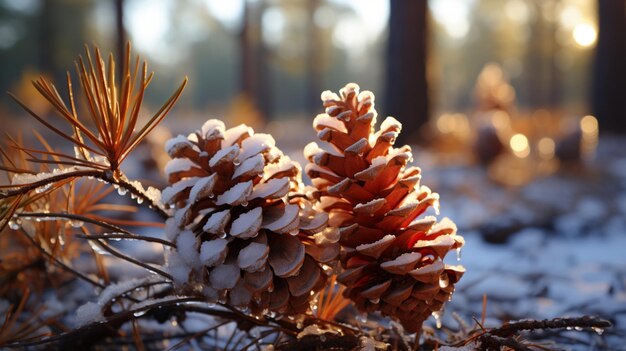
xmin=162 ymin=119 xmax=339 ymax=316
xmin=304 ymin=83 xmax=465 ymax=333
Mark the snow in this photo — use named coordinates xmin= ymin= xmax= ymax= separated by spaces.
xmin=200 ymin=119 xmax=226 ymax=137
xmin=200 ymin=238 xmax=229 ymax=267
xmin=165 ymin=135 xmax=197 ymax=157
xmin=232 ymin=153 xmax=265 ymax=179
xmin=230 ymin=207 xmax=262 ymax=239
xmin=162 ymin=177 xmax=199 ymax=204
xmin=75 ymin=302 xmax=104 ymax=327
xmin=209 ymin=263 xmax=240 ymax=289
xmin=380 ymin=252 xmax=422 ymax=275
xmin=203 ymin=209 xmax=231 ymax=234
xmin=262 ymin=204 xmax=300 ymax=234
xmin=356 ymin=234 xmax=395 ymax=258
xmin=165 ymin=249 xmax=192 ymax=285
xmin=237 ymin=241 xmax=269 ymax=272
xmin=209 ymin=144 xmax=239 ymax=168
xmin=216 ymin=180 xmax=253 ymax=206
xmin=222 ymin=124 xmax=252 ymax=147
xmin=188 ymin=174 xmax=217 ymax=203
xmin=165 ymin=158 xmax=196 ymax=176
xmin=176 ymin=230 xmax=201 ymax=269
xmin=249 ymin=177 xmax=291 ymax=200
xmin=239 ymin=133 xmax=276 ymax=161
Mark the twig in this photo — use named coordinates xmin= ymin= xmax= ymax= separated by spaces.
xmin=15 ymin=227 xmax=105 ymax=288
xmin=489 ymin=316 xmax=612 ymax=338
xmin=18 ymin=212 xmax=173 ymax=247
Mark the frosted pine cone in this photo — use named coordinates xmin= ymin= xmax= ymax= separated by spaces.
xmin=163 ymin=119 xmax=338 ymax=315
xmin=305 ymin=83 xmax=465 ymax=333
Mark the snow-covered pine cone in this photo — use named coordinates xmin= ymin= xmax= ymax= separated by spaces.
xmin=304 ymin=83 xmax=465 ymax=333
xmin=162 ymin=119 xmax=339 ymax=315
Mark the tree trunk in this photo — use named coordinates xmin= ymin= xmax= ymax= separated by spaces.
xmin=592 ymin=0 xmax=626 ymax=134
xmin=115 ymin=0 xmax=125 ymax=81
xmin=306 ymin=0 xmax=322 ymax=115
xmin=384 ymin=0 xmax=429 ymax=145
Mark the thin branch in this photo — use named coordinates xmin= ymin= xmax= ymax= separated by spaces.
xmin=77 ymin=233 xmax=174 ymax=247
xmin=15 ymin=227 xmax=104 ymax=288
xmin=489 ymin=316 xmax=612 ymax=338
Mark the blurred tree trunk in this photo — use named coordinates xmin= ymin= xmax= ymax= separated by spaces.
xmin=115 ymin=0 xmax=125 ymax=80
xmin=592 ymin=0 xmax=626 ymax=134
xmin=239 ymin=0 xmax=271 ymax=120
xmin=306 ymin=0 xmax=322 ymax=115
xmin=385 ymin=0 xmax=428 ymax=145
xmin=38 ymin=0 xmax=55 ymax=74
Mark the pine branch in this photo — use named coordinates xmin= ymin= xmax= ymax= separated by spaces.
xmin=1 ymin=169 xmax=168 ymax=219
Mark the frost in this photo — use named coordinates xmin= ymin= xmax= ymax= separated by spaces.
xmin=216 ymin=181 xmax=253 ymax=206
xmin=200 ymin=238 xmax=229 ymax=266
xmin=75 ymin=302 xmax=104 ymax=327
xmin=239 ymin=133 xmax=276 ymax=161
xmin=165 ymin=158 xmax=196 ymax=176
xmin=10 ymin=166 xmax=91 ymax=186
xmin=230 ymin=207 xmax=262 ymax=239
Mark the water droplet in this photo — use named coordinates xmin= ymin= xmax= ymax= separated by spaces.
xmin=133 ymin=310 xmax=146 ymax=317
xmin=439 ymin=274 xmax=449 ymax=289
xmin=136 ymin=197 xmax=144 ymax=204
xmin=456 ymin=248 xmax=462 ymax=261
xmin=218 ymin=232 xmax=227 ymax=239
xmin=289 ymin=228 xmax=300 ymax=235
xmin=241 ymin=201 xmax=248 ymax=207
xmin=208 ymin=193 xmax=215 ymax=199
xmin=369 ymin=298 xmax=380 ymax=304
xmin=8 ymin=220 xmax=20 ymax=230
xmin=566 ymin=326 xmax=573 ymax=330
xmin=70 ymin=220 xmax=84 ymax=228
xmin=117 ymin=187 xmax=128 ymax=195
xmin=432 ymin=311 xmax=442 ymax=329
xmin=574 ymin=326 xmax=583 ymax=331
xmin=357 ymin=313 xmax=368 ymax=324
xmin=592 ymin=327 xmax=604 ymax=335
xmin=233 ymin=159 xmax=241 ymax=166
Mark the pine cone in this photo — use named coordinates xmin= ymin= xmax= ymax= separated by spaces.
xmin=304 ymin=83 xmax=465 ymax=333
xmin=163 ymin=119 xmax=339 ymax=316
